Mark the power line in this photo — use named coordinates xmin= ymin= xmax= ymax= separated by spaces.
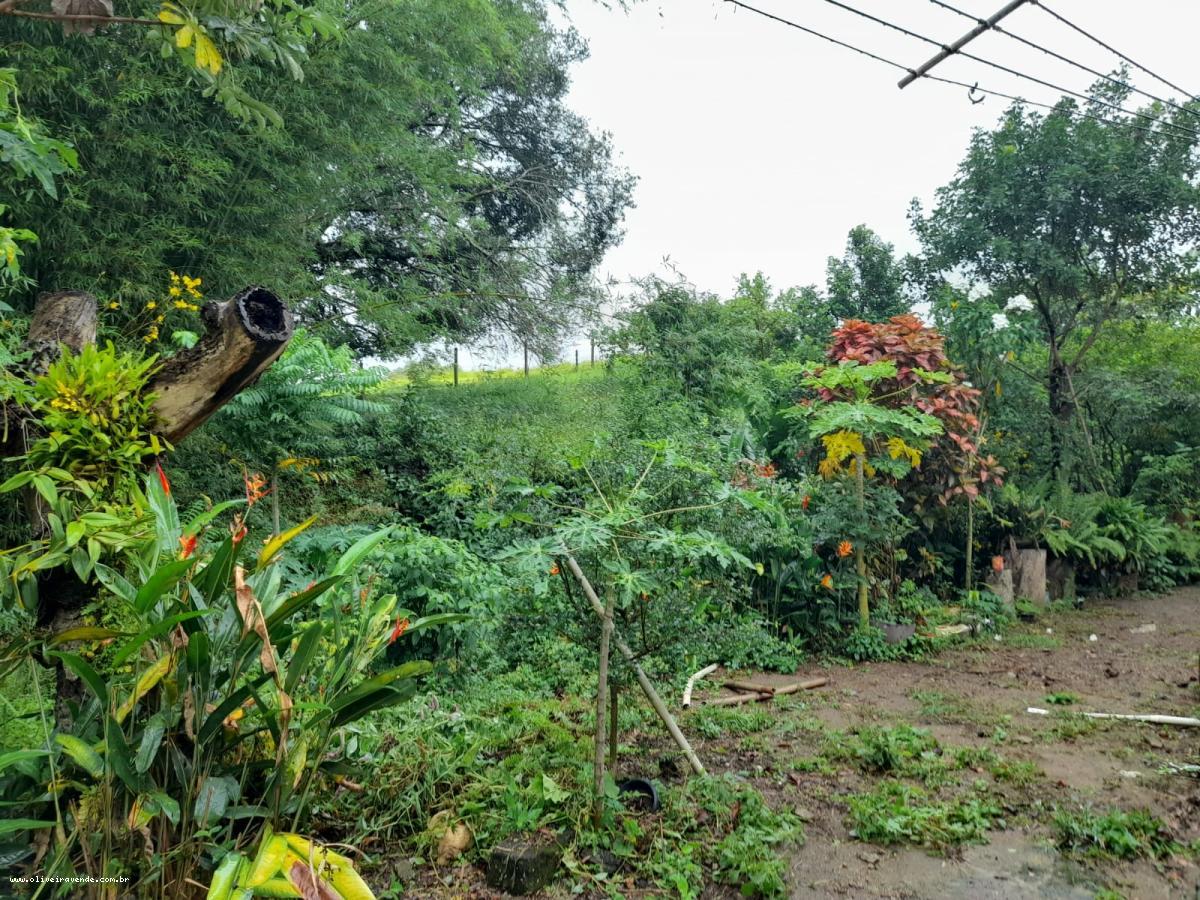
xmin=929 ymin=0 xmax=1200 ymax=121
xmin=899 ymin=0 xmax=1029 ymax=88
xmin=722 ymin=0 xmax=1198 ymax=143
xmin=1031 ymin=0 xmax=1196 ymax=100
xmin=808 ymin=0 xmax=1200 ymax=141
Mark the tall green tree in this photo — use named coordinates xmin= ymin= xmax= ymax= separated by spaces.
xmin=1 ymin=0 xmax=633 ymax=357
xmin=825 ymin=225 xmax=909 ymax=322
xmin=912 ymin=80 xmax=1200 ymax=479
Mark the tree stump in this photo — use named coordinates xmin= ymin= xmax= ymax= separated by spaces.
xmin=486 ymin=833 xmax=564 ymax=895
xmin=984 ymin=568 xmax=1014 ymax=610
xmin=1047 ymin=558 xmax=1076 ymax=603
xmin=1005 ymin=547 xmax=1047 ymax=606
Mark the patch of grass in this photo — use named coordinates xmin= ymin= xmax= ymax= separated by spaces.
xmin=1054 ymin=807 xmax=1178 ymax=860
xmin=1045 ymin=713 xmax=1104 ymax=743
xmin=1002 ymin=633 xmax=1061 ymax=650
xmin=789 ymin=756 xmax=837 ymax=776
xmin=988 ymin=758 xmax=1042 ymax=786
xmin=665 ymin=775 xmax=803 ymax=898
xmin=910 ymin=689 xmax=997 ymax=725
xmin=848 ymin=781 xmax=1002 ymax=848
xmin=1044 ymin=692 xmax=1079 ymax=706
xmin=688 ymin=706 xmax=775 ymax=740
xmin=851 ymin=725 xmax=939 ymax=775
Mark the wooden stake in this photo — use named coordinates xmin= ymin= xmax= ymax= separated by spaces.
xmin=592 ymin=583 xmax=614 ymax=825
xmin=566 ymin=556 xmax=706 ymax=775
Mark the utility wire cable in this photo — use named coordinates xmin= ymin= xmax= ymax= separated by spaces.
xmin=1031 ymin=0 xmax=1195 ymax=100
xmin=929 ymin=0 xmax=1199 ymax=121
xmin=723 ymin=0 xmax=1198 ymax=142
xmin=809 ymin=0 xmax=1200 ymax=140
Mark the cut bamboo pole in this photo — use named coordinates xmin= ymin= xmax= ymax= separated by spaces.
xmin=592 ymin=584 xmax=615 ymax=825
xmin=1027 ymin=707 xmax=1200 ymax=727
xmin=682 ymin=663 xmax=718 ymax=708
xmin=566 ymin=556 xmax=706 ymax=775
xmin=706 ymin=677 xmax=829 ymax=708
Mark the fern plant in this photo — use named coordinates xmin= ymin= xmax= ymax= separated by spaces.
xmin=219 ymin=330 xmax=387 ymax=532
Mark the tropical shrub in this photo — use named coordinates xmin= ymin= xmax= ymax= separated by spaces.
xmin=0 ymin=470 xmax=460 ymax=895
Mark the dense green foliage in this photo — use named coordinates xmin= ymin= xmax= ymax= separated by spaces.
xmin=2 ymin=32 xmax=1199 ymax=899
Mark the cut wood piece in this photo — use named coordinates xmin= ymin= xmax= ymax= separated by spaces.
xmin=725 ymin=680 xmax=777 ymax=694
xmin=706 ymin=677 xmax=829 ymax=707
xmin=150 ymin=285 xmax=294 ymax=443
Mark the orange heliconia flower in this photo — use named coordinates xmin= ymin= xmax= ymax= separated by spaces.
xmin=179 ymin=533 xmax=197 ymax=560
xmin=549 ymin=562 xmax=560 ymax=576
xmin=230 ymin=514 xmax=247 ymax=545
xmin=837 ymin=540 xmax=853 ymax=558
xmin=388 ymin=616 xmax=410 ymax=645
xmin=243 ymin=471 xmax=270 ymax=507
xmin=755 ymin=462 xmax=777 ymax=479
xmin=820 ymin=574 xmax=834 ymax=590
xmin=801 ymin=495 xmax=811 ymax=510
xmin=155 ymin=461 xmax=171 ymax=496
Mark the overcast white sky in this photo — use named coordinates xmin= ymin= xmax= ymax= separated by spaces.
xmin=562 ymin=0 xmax=1200 ymax=297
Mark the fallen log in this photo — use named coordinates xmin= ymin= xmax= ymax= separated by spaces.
xmin=725 ymin=680 xmax=777 ymax=695
xmin=706 ymin=677 xmax=829 ymax=708
xmin=150 ymin=285 xmax=293 ymax=442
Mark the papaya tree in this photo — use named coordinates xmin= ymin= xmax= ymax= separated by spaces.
xmin=789 ymin=358 xmax=943 ymax=627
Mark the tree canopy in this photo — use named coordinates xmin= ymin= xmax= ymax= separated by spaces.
xmin=911 ymin=80 xmax=1200 ymax=477
xmin=0 ymin=0 xmax=633 ymax=357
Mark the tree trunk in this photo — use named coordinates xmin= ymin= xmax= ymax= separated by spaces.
xmin=608 ymin=686 xmax=619 ymax=772
xmin=855 ymin=451 xmax=869 ymax=629
xmin=1047 ymin=352 xmax=1072 ymax=481
xmin=964 ymin=498 xmax=975 ymax=592
xmin=271 ymin=467 xmax=281 ymax=537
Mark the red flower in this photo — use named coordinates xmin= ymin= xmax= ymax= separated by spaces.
xmin=549 ymin=562 xmax=560 ymax=576
xmin=230 ymin=514 xmax=247 ymax=545
xmin=388 ymin=617 xmax=410 ymax=645
xmin=155 ymin=461 xmax=171 ymax=496
xmin=802 ymin=495 xmax=811 ymax=510
xmin=179 ymin=533 xmax=197 ymax=560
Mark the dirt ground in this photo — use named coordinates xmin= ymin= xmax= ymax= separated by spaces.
xmin=415 ymin=589 xmax=1200 ymax=899
xmin=768 ymin=589 xmax=1200 ymax=900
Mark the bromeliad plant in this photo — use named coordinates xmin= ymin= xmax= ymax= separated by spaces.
xmin=0 ymin=341 xmax=167 ymax=611
xmin=0 ymin=468 xmax=461 ymax=896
